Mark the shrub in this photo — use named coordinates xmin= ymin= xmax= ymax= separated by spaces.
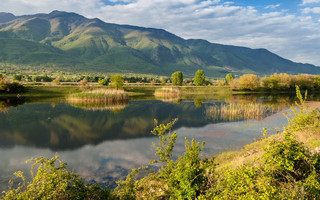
xmin=238 ymin=74 xmax=260 ymax=90
xmin=0 ymin=76 xmax=26 ymax=93
xmin=225 ymin=73 xmax=234 ymax=85
xmin=13 ymin=74 xmax=23 ymax=81
xmin=6 ymin=82 xmax=26 ymax=93
xmin=2 ymin=156 xmax=116 ymax=199
xmin=98 ymin=78 xmax=109 ymax=86
xmin=110 ymin=75 xmax=124 ymax=89
xmin=260 ymin=74 xmax=279 ymax=90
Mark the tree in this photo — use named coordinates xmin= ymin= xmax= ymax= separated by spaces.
xmin=171 ymin=71 xmax=183 ymax=86
xmin=225 ymin=73 xmax=234 ymax=85
xmin=111 ymin=75 xmax=124 ymax=89
xmin=238 ymin=74 xmax=260 ymax=90
xmin=13 ymin=74 xmax=23 ymax=81
xmin=194 ymin=70 xmax=205 ymax=86
xmin=98 ymin=78 xmax=109 ymax=86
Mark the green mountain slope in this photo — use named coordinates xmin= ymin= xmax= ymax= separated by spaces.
xmin=0 ymin=10 xmax=319 ymax=76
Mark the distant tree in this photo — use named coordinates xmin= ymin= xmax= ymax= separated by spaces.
xmin=171 ymin=71 xmax=183 ymax=86
xmin=13 ymin=74 xmax=23 ymax=81
xmin=98 ymin=78 xmax=109 ymax=86
xmin=260 ymin=75 xmax=279 ymax=90
xmin=238 ymin=74 xmax=260 ymax=90
xmin=225 ymin=73 xmax=234 ymax=85
xmin=111 ymin=75 xmax=124 ymax=89
xmin=194 ymin=70 xmax=205 ymax=86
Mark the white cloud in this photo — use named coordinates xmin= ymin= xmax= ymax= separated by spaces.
xmin=265 ymin=4 xmax=281 ymax=9
xmin=302 ymin=0 xmax=320 ymax=5
xmin=0 ymin=0 xmax=320 ymax=66
xmin=302 ymin=6 xmax=320 ymax=13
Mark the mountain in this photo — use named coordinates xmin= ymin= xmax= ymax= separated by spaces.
xmin=0 ymin=10 xmax=319 ymax=77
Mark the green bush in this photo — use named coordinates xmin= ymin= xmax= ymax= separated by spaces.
xmin=0 ymin=76 xmax=26 ymax=93
xmin=110 ymin=75 xmax=124 ymax=89
xmin=225 ymin=73 xmax=234 ymax=85
xmin=2 ymin=156 xmax=116 ymax=200
xmin=98 ymin=78 xmax=109 ymax=86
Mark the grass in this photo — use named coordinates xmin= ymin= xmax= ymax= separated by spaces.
xmin=67 ymin=89 xmax=129 ymax=104
xmin=154 ymin=87 xmax=181 ymax=98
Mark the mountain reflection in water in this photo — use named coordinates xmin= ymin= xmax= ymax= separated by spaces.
xmin=0 ymin=94 xmax=316 ymax=190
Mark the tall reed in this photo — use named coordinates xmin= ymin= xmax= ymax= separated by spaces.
xmin=206 ymin=103 xmax=279 ymax=121
xmin=154 ymin=87 xmax=181 ymax=98
xmin=67 ymin=89 xmax=128 ymax=104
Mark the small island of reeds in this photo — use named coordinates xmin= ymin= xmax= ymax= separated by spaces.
xmin=154 ymin=87 xmax=181 ymax=98
xmin=67 ymin=89 xmax=129 ymax=105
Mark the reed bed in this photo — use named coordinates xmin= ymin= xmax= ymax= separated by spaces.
xmin=154 ymin=87 xmax=181 ymax=98
xmin=67 ymin=89 xmax=129 ymax=104
xmin=206 ymin=103 xmax=280 ymax=121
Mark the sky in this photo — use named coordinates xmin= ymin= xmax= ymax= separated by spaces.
xmin=1 ymin=0 xmax=320 ymax=66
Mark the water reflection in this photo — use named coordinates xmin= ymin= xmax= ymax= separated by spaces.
xmin=68 ymin=102 xmax=128 ymax=112
xmin=0 ymin=97 xmax=25 ymax=113
xmin=0 ymin=95 xmax=299 ymax=151
xmin=0 ymin=94 xmax=317 ymax=190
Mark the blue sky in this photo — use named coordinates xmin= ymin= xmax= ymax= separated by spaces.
xmin=1 ymin=0 xmax=320 ymax=66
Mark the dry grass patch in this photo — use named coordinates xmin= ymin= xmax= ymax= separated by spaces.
xmin=67 ymin=89 xmax=128 ymax=104
xmin=154 ymin=87 xmax=181 ymax=98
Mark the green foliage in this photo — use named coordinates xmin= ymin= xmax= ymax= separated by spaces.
xmin=225 ymin=73 xmax=234 ymax=85
xmin=150 ymin=119 xmax=178 ymax=164
xmin=213 ymin=165 xmax=275 ymax=199
xmin=98 ymin=78 xmax=109 ymax=86
xmin=110 ymin=75 xmax=124 ymax=89
xmin=194 ymin=70 xmax=206 ymax=86
xmin=261 ymin=74 xmax=279 ymax=90
xmin=115 ymin=118 xmax=211 ymax=199
xmin=2 ymin=155 xmax=115 ymax=199
xmin=161 ymin=138 xmax=208 ymax=199
xmin=32 ymin=75 xmax=53 ymax=82
xmin=0 ymin=75 xmax=26 ymax=93
xmin=13 ymin=74 xmax=23 ymax=81
xmin=286 ymin=86 xmax=320 ymax=132
xmin=264 ymin=132 xmax=315 ymax=182
xmin=171 ymin=71 xmax=183 ymax=86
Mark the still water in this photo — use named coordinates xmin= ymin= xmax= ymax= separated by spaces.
xmin=0 ymin=94 xmax=317 ymax=190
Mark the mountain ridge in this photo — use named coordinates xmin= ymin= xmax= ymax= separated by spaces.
xmin=0 ymin=10 xmax=319 ymax=77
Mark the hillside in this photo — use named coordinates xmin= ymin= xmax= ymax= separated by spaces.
xmin=0 ymin=10 xmax=319 ymax=77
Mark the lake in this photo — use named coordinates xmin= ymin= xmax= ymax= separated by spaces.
xmin=0 ymin=93 xmax=319 ymax=190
